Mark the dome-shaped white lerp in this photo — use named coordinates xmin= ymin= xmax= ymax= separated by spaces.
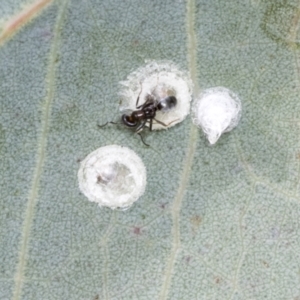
xmin=78 ymin=145 xmax=147 ymax=209
xmin=119 ymin=61 xmax=193 ymax=130
xmin=192 ymin=87 xmax=242 ymax=144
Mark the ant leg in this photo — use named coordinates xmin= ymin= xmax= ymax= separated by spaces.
xmin=98 ymin=122 xmax=108 ymax=128
xmin=136 ymin=97 xmax=153 ymax=109
xmin=149 ymin=119 xmax=153 ymax=131
xmin=137 ymin=133 xmax=150 ymax=147
xmin=135 ymin=119 xmax=147 ymax=133
xmin=153 ymin=118 xmax=180 ymax=127
xmin=136 ymin=81 xmax=143 ymax=108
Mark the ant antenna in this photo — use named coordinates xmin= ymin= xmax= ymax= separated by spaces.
xmin=137 ymin=133 xmax=150 ymax=147
xmin=97 ymin=121 xmax=119 ymax=128
xmin=98 ymin=121 xmax=150 ymax=146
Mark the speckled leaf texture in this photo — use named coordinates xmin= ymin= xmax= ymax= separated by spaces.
xmin=1 ymin=0 xmax=300 ymax=299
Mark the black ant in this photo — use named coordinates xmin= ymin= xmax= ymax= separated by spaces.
xmin=99 ymin=84 xmax=178 ymax=146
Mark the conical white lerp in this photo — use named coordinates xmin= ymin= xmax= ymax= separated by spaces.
xmin=192 ymin=87 xmax=242 ymax=144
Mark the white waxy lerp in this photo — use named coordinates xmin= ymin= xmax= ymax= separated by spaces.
xmin=120 ymin=61 xmax=193 ymax=130
xmin=192 ymin=87 xmax=242 ymax=144
xmin=78 ymin=145 xmax=147 ymax=209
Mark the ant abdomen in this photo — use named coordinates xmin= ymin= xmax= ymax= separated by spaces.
xmin=157 ymin=96 xmax=177 ymax=112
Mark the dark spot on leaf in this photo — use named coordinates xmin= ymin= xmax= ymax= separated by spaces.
xmin=191 ymin=215 xmax=202 ymax=234
xmin=160 ymin=203 xmax=167 ymax=209
xmin=214 ymin=276 xmax=221 ymax=284
xmin=132 ymin=39 xmax=139 ymax=46
xmin=261 ymin=260 xmax=269 ymax=268
xmin=133 ymin=227 xmax=141 ymax=235
xmin=184 ymin=255 xmax=191 ymax=264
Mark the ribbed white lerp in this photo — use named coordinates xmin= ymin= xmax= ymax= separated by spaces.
xmin=120 ymin=61 xmax=193 ymax=130
xmin=192 ymin=87 xmax=242 ymax=144
xmin=78 ymin=145 xmax=147 ymax=209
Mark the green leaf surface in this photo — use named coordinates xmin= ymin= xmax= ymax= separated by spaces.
xmin=1 ymin=0 xmax=300 ymax=299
